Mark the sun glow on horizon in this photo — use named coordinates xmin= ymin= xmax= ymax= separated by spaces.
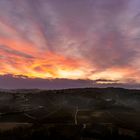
xmin=0 ymin=0 xmax=140 ymax=86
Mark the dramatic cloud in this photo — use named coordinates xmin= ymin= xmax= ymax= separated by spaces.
xmin=0 ymin=45 xmax=34 ymax=58
xmin=0 ymin=0 xmax=140 ymax=88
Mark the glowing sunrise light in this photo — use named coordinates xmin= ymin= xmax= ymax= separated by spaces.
xmin=0 ymin=0 xmax=140 ymax=87
xmin=57 ymin=69 xmax=86 ymax=79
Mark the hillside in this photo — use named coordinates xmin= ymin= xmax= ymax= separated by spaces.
xmin=0 ymin=88 xmax=139 ymax=139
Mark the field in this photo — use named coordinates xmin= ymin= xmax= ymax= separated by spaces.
xmin=0 ymin=88 xmax=139 ymax=139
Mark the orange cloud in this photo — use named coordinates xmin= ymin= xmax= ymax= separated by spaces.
xmin=0 ymin=2 xmax=140 ymax=84
xmin=0 ymin=35 xmax=139 ymax=82
xmin=0 ymin=38 xmax=88 ymax=79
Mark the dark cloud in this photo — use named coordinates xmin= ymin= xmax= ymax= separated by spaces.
xmin=95 ymin=79 xmax=119 ymax=83
xmin=0 ymin=74 xmax=93 ymax=89
xmin=0 ymin=75 xmax=139 ymax=89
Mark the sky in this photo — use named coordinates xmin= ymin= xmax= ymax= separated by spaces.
xmin=0 ymin=0 xmax=140 ymax=89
